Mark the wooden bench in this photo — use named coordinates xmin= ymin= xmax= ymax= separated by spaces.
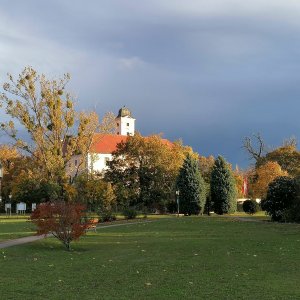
xmin=86 ymin=218 xmax=99 ymax=232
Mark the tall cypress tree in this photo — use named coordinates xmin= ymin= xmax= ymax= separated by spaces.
xmin=210 ymin=156 xmax=237 ymax=214
xmin=177 ymin=154 xmax=206 ymax=215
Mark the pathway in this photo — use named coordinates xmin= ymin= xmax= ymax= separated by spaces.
xmin=0 ymin=220 xmax=153 ymax=249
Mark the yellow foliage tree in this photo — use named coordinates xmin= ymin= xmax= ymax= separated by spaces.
xmin=249 ymin=161 xmax=288 ymax=199
xmin=105 ymin=133 xmax=195 ymax=211
xmin=0 ymin=67 xmax=115 ymax=199
xmin=0 ymin=145 xmax=20 ymax=173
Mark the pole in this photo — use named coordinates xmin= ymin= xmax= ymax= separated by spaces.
xmin=176 ymin=190 xmax=180 ymax=217
xmin=9 ymin=194 xmax=12 ymax=217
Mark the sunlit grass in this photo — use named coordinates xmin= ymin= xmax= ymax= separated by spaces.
xmin=0 ymin=216 xmax=35 ymax=241
xmin=0 ymin=216 xmax=300 ymax=299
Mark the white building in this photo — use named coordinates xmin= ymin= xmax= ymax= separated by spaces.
xmin=67 ymin=107 xmax=135 ymax=177
xmin=115 ymin=106 xmax=135 ymax=136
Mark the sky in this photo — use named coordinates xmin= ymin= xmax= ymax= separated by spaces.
xmin=1 ymin=0 xmax=300 ymax=168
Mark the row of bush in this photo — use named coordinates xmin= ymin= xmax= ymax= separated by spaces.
xmin=98 ymin=208 xmax=139 ymax=222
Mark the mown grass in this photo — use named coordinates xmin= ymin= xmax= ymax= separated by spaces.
xmin=1 ymin=216 xmax=300 ymax=299
xmin=0 ymin=216 xmax=35 ymax=241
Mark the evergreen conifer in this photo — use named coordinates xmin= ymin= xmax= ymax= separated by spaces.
xmin=177 ymin=154 xmax=206 ymax=215
xmin=211 ymin=156 xmax=237 ymax=214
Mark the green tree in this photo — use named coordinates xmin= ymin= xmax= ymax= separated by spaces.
xmin=12 ymin=177 xmax=60 ymax=205
xmin=176 ymin=154 xmax=206 ymax=215
xmin=211 ymin=156 xmax=237 ymax=214
xmin=199 ymin=155 xmax=215 ymax=214
xmin=105 ymin=133 xmax=188 ymax=212
xmin=74 ymin=175 xmax=116 ymax=212
xmin=263 ymin=176 xmax=297 ymax=222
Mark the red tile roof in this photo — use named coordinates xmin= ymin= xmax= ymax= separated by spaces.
xmin=90 ymin=134 xmax=128 ymax=154
xmin=90 ymin=134 xmax=173 ymax=154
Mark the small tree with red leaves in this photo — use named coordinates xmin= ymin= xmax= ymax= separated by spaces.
xmin=31 ymin=201 xmax=90 ymax=250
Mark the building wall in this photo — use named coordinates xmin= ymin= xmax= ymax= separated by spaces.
xmin=66 ymin=153 xmax=113 ymax=178
xmin=116 ymin=116 xmax=135 ymax=136
xmin=66 ymin=154 xmax=86 ymax=178
xmin=88 ymin=153 xmax=113 ymax=174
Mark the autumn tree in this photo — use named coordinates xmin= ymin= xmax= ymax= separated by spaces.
xmin=233 ymin=168 xmax=245 ymax=199
xmin=211 ymin=156 xmax=237 ymax=214
xmin=265 ymin=145 xmax=300 ymax=177
xmin=243 ymin=134 xmax=300 ymax=177
xmin=0 ymin=145 xmax=38 ymax=201
xmin=0 ymin=145 xmax=20 ymax=171
xmin=31 ymin=201 xmax=90 ymax=250
xmin=105 ymin=133 xmax=188 ymax=212
xmin=248 ymin=161 xmax=288 ymax=199
xmin=74 ymin=174 xmax=116 ymax=212
xmin=177 ymin=154 xmax=206 ymax=215
xmin=0 ymin=67 xmax=115 ymax=199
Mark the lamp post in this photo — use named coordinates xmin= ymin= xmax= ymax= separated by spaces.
xmin=8 ymin=193 xmax=12 ymax=216
xmin=176 ymin=190 xmax=180 ymax=217
xmin=0 ymin=161 xmax=3 ymax=204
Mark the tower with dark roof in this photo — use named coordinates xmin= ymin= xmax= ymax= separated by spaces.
xmin=115 ymin=106 xmax=135 ymax=136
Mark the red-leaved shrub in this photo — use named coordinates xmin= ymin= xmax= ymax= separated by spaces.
xmin=31 ymin=201 xmax=90 ymax=250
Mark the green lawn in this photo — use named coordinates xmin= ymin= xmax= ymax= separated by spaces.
xmin=1 ymin=216 xmax=300 ymax=299
xmin=0 ymin=215 xmax=35 ymax=241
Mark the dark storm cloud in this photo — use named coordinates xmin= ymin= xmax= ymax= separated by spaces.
xmin=1 ymin=0 xmax=300 ymax=167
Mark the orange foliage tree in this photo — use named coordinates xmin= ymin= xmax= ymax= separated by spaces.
xmin=31 ymin=202 xmax=90 ymax=250
xmin=248 ymin=161 xmax=288 ymax=199
xmin=233 ymin=170 xmax=245 ymax=198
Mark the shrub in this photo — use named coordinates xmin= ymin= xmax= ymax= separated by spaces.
xmin=99 ymin=210 xmax=117 ymax=222
xmin=31 ymin=201 xmax=89 ymax=250
xmin=264 ymin=176 xmax=297 ymax=222
xmin=242 ymin=200 xmax=259 ymax=215
xmin=123 ymin=208 xmax=137 ymax=219
xmin=282 ymin=176 xmax=300 ymax=223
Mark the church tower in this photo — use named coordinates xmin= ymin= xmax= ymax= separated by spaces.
xmin=115 ymin=106 xmax=135 ymax=136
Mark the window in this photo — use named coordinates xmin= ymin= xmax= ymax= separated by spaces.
xmin=127 ymin=132 xmax=130 ymax=136
xmin=117 ymin=132 xmax=119 ymax=135
xmin=127 ymin=123 xmax=130 ymax=126
xmin=104 ymin=157 xmax=110 ymax=166
xmin=117 ymin=123 xmax=119 ymax=126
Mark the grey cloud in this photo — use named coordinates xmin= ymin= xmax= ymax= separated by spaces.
xmin=0 ymin=0 xmax=300 ymax=167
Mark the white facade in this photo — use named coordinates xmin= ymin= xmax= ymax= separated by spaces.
xmin=67 ymin=107 xmax=135 ymax=177
xmin=87 ymin=153 xmax=113 ymax=173
xmin=115 ymin=115 xmax=135 ymax=136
